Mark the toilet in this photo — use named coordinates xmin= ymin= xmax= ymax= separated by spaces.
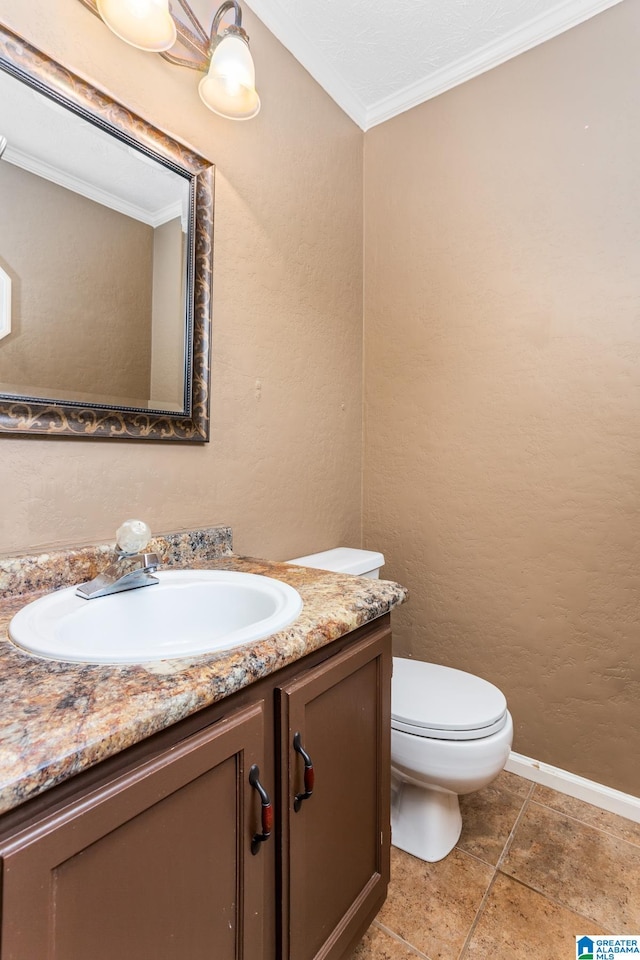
xmin=287 ymin=547 xmax=513 ymax=863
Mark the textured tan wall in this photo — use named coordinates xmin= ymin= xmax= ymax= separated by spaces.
xmin=363 ymin=2 xmax=640 ymax=794
xmin=3 ymin=1 xmax=636 ymax=796
xmin=0 ymin=0 xmax=363 ymax=560
xmin=150 ymin=217 xmax=184 ymax=410
xmin=0 ymin=161 xmax=153 ymax=402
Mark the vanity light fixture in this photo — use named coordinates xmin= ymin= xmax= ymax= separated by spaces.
xmin=78 ymin=0 xmax=260 ymax=120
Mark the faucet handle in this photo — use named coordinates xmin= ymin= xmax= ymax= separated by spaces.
xmin=116 ymin=519 xmax=152 ymax=556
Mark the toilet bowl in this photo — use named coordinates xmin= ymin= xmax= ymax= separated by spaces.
xmin=287 ymin=548 xmax=513 ymax=863
xmin=391 ymin=657 xmax=513 ymax=862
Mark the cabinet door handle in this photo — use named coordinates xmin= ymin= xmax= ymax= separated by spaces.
xmin=293 ymin=732 xmax=315 ymax=812
xmin=249 ymin=764 xmax=273 ymax=855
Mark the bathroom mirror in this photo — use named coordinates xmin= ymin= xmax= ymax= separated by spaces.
xmin=0 ymin=24 xmax=213 ymax=441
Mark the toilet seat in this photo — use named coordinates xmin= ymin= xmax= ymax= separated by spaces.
xmin=391 ymin=657 xmax=508 ymax=742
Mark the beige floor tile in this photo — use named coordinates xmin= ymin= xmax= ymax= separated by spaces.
xmin=351 ymin=924 xmax=428 ymax=959
xmin=501 ymin=801 xmax=640 ymax=929
xmin=458 ymin=779 xmax=527 ymax=865
xmin=532 ymin=785 xmax=640 ymax=848
xmin=463 ymin=873 xmax=607 ymax=959
xmin=377 ymin=846 xmax=494 ymax=960
xmin=493 ymin=770 xmax=533 ymax=800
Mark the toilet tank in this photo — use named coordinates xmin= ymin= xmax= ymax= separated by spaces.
xmin=287 ymin=547 xmax=385 ymax=579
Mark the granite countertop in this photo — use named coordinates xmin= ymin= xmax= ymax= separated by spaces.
xmin=0 ymin=527 xmax=407 ymax=816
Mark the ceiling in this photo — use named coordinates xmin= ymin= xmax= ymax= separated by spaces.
xmin=243 ymin=0 xmax=623 ymax=129
xmin=0 ymin=68 xmax=188 ymax=227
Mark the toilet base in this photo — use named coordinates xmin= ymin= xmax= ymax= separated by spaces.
xmin=391 ymin=780 xmax=462 ymax=863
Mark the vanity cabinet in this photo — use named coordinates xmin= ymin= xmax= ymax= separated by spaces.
xmin=0 ymin=618 xmax=391 ymax=960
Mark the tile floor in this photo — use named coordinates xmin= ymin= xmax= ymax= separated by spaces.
xmin=352 ymin=771 xmax=640 ymax=960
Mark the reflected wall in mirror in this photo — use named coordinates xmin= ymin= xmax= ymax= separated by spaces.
xmin=0 ymin=24 xmax=214 ymax=441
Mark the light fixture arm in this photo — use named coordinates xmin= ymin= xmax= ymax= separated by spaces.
xmin=161 ymin=0 xmax=209 ymax=68
xmin=160 ymin=49 xmax=205 ymax=70
xmin=159 ymin=19 xmax=208 ymax=66
xmin=159 ymin=50 xmax=203 ymax=70
xmin=171 ymin=0 xmax=209 ymax=44
xmin=209 ymin=1 xmax=249 ymax=52
xmin=211 ymin=0 xmax=243 ymax=38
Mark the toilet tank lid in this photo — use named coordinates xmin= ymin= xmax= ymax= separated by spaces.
xmin=392 ymin=657 xmax=507 ymax=733
xmin=287 ymin=547 xmax=385 ymax=576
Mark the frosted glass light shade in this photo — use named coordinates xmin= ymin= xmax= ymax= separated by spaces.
xmin=199 ymin=34 xmax=260 ymax=120
xmin=97 ymin=0 xmax=176 ymax=52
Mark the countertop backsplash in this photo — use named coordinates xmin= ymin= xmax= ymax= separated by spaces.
xmin=0 ymin=525 xmax=234 ymax=600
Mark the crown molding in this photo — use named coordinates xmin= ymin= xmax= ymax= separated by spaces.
xmin=250 ymin=0 xmax=624 ymax=131
xmin=365 ymin=0 xmax=624 ymax=129
xmin=2 ymin=146 xmax=182 ymax=227
xmin=244 ymin=0 xmax=368 ymax=129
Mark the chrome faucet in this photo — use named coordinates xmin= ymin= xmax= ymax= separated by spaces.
xmin=76 ymin=520 xmax=160 ymax=600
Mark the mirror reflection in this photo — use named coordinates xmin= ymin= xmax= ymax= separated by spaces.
xmin=0 ymin=68 xmax=191 ymax=412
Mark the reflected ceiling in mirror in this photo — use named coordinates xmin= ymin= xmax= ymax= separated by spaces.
xmin=0 ymin=24 xmax=213 ymax=441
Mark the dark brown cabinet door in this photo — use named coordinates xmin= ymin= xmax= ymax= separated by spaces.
xmin=277 ymin=625 xmax=392 ymax=960
xmin=0 ymin=701 xmax=270 ymax=960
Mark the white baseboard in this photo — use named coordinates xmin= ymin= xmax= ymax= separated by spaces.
xmin=505 ymin=751 xmax=640 ymax=824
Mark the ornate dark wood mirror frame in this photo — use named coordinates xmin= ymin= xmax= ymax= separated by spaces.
xmin=0 ymin=24 xmax=213 ymax=442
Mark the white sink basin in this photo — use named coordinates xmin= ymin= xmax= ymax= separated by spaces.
xmin=9 ymin=570 xmax=303 ymax=664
